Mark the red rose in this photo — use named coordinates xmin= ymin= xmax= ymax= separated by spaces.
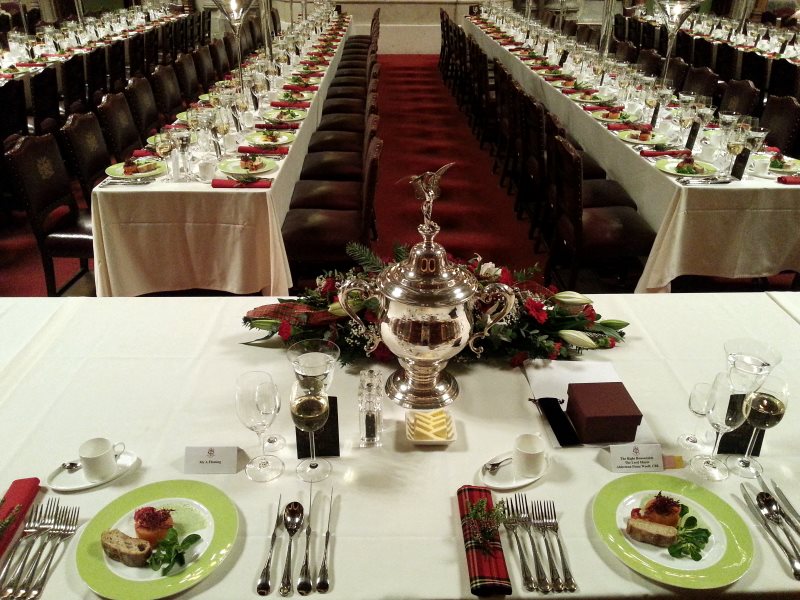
xmin=524 ymin=298 xmax=548 ymax=325
xmin=372 ymin=342 xmax=394 ymax=362
xmin=608 ymin=338 xmax=616 ymax=348
xmin=278 ymin=320 xmax=292 ymax=341
xmin=320 ymin=277 xmax=337 ymax=295
xmin=498 ymin=267 xmax=514 ymax=286
xmin=548 ymin=342 xmax=563 ymax=360
xmin=364 ymin=309 xmax=378 ymax=324
xmin=583 ymin=305 xmax=597 ymax=322
xmin=509 ymin=351 xmax=528 ymax=367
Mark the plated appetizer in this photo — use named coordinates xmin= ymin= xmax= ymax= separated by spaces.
xmin=674 ymin=157 xmax=706 ymax=175
xmin=122 ymin=159 xmax=159 ymax=176
xmin=239 ymin=155 xmax=265 ymax=172
xmin=770 ymin=152 xmax=788 ymax=170
xmin=626 ymin=492 xmax=711 ymax=561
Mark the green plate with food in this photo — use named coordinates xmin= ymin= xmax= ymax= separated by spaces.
xmin=175 ymin=112 xmax=188 ymax=123
xmin=218 ymin=156 xmax=277 ymax=176
xmin=244 ymin=130 xmax=296 ymax=146
xmin=655 ymin=158 xmax=718 ymax=177
xmin=591 ymin=110 xmax=637 ymax=123
xmin=105 ymin=159 xmax=166 ymax=179
xmin=76 ymin=480 xmax=238 ymax=600
xmin=768 ymin=154 xmax=800 ymax=173
xmin=279 ymin=90 xmax=314 ymax=101
xmin=573 ymin=92 xmax=616 ymax=104
xmin=617 ymin=130 xmax=669 ymax=145
xmin=146 ymin=133 xmax=197 ymax=146
xmin=593 ymin=474 xmax=752 ymax=589
xmin=262 ymin=108 xmax=307 ymax=123
xmin=287 ymin=76 xmax=321 ymax=87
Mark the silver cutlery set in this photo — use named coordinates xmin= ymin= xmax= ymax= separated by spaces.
xmin=0 ymin=499 xmax=80 ymax=599
xmin=501 ymin=494 xmax=576 ymax=594
xmin=741 ymin=474 xmax=800 ymax=580
xmin=259 ymin=489 xmax=334 ymax=597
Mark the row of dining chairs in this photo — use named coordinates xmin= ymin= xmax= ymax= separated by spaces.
xmin=281 ymin=9 xmax=382 ymax=290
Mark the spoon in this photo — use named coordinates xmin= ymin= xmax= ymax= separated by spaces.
xmin=279 ymin=502 xmax=304 ymax=597
xmin=483 ymin=457 xmax=512 ymax=475
xmin=757 ymin=492 xmax=800 ymax=560
xmin=61 ymin=462 xmax=81 ymax=472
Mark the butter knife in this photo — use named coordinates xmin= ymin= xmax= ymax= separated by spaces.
xmin=773 ymin=480 xmax=800 ymax=525
xmin=741 ymin=483 xmax=800 ymax=580
xmin=768 ymin=477 xmax=800 ymax=537
xmin=257 ymin=494 xmax=283 ymax=596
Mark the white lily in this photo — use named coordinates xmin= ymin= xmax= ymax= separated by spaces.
xmin=552 ymin=291 xmax=593 ymax=306
xmin=558 ymin=329 xmax=598 ymax=349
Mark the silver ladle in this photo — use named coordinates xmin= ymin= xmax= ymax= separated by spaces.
xmin=279 ymin=502 xmax=304 ymax=597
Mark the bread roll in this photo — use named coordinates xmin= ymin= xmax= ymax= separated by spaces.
xmin=101 ymin=529 xmax=152 ymax=567
xmin=626 ymin=519 xmax=677 ymax=548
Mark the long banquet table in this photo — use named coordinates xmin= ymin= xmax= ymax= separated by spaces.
xmin=464 ymin=18 xmax=800 ymax=294
xmin=2 ymin=292 xmax=800 ymax=598
xmin=90 ymin=22 xmax=349 ymax=298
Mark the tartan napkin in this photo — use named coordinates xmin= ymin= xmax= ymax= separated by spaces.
xmin=256 ymin=122 xmax=300 ymax=130
xmin=777 ymin=176 xmax=800 ymax=185
xmin=584 ymin=105 xmax=624 ymax=112
xmin=0 ymin=478 xmax=40 ymax=560
xmin=238 ymin=145 xmax=289 ymax=155
xmin=132 ymin=149 xmax=157 ymax=158
xmin=531 ymin=64 xmax=555 ymax=71
xmin=301 ymin=60 xmax=329 ymax=67
xmin=457 ymin=485 xmax=511 ymax=597
xmin=606 ymin=123 xmax=637 ymax=131
xmin=284 ymin=84 xmax=319 ymax=92
xmin=764 ymin=146 xmax=780 ymax=153
xmin=640 ymin=149 xmax=692 ymax=158
xmin=561 ymin=88 xmax=598 ymax=95
xmin=270 ymin=101 xmax=310 ymax=109
xmin=211 ymin=178 xmax=271 ymax=188
xmin=15 ymin=62 xmax=46 ymax=68
xmin=0 ymin=73 xmax=14 ymax=79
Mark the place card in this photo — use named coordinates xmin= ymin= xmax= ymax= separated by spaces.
xmin=608 ymin=443 xmax=664 ymax=473
xmin=731 ymin=149 xmax=750 ymax=180
xmin=296 ymin=396 xmax=341 ymax=458
xmin=684 ymin=122 xmax=701 ymax=150
xmin=184 ymin=446 xmax=238 ymax=474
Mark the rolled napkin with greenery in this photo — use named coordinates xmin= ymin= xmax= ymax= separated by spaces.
xmin=284 ymin=84 xmax=319 ymax=92
xmin=457 ymin=485 xmax=512 ymax=597
xmin=301 ymin=60 xmax=329 ymax=67
xmin=777 ymin=175 xmax=800 ymax=184
xmin=132 ymin=149 xmax=157 ymax=158
xmin=270 ymin=101 xmax=311 ymax=109
xmin=583 ymin=105 xmax=624 ymax=112
xmin=255 ymin=122 xmax=300 ymax=130
xmin=639 ymin=149 xmax=692 ymax=158
xmin=237 ymin=145 xmax=289 ymax=155
xmin=606 ymin=123 xmax=638 ymax=131
xmin=0 ymin=478 xmax=40 ymax=560
xmin=211 ymin=178 xmax=271 ymax=188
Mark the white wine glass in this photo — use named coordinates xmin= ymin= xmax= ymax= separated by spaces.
xmin=690 ymin=371 xmax=747 ymax=481
xmin=677 ymin=382 xmax=713 ymax=450
xmin=236 ymin=371 xmax=284 ymax=482
xmin=727 ymin=374 xmax=789 ymax=478
xmin=289 ymin=380 xmax=331 ymax=482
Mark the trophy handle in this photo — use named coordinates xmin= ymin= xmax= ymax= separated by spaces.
xmin=468 ymin=283 xmax=517 ymax=356
xmin=338 ymin=279 xmax=382 ymax=354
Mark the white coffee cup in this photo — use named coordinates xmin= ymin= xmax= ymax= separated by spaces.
xmin=198 ymin=159 xmax=216 ymax=181
xmin=79 ymin=438 xmax=125 ymax=482
xmin=752 ymin=156 xmax=770 ymax=176
xmin=223 ymin=132 xmax=239 ymax=153
xmin=698 ymin=143 xmax=717 ymax=163
xmin=513 ymin=433 xmax=548 ymax=479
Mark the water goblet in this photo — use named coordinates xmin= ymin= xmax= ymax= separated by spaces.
xmin=287 ymin=338 xmax=340 ymax=391
xmin=236 ymin=371 xmax=285 ymax=482
xmin=153 ymin=132 xmax=174 ymax=180
xmin=727 ymin=374 xmax=789 ymax=478
xmin=677 ymin=382 xmax=714 ymax=450
xmin=724 ymin=337 xmax=782 ymax=393
xmin=690 ymin=371 xmax=747 ymax=481
xmin=289 ymin=380 xmax=331 ymax=482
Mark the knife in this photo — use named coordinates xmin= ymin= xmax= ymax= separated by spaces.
xmin=741 ymin=483 xmax=800 ymax=580
xmin=771 ymin=478 xmax=800 ymax=536
xmin=257 ymin=494 xmax=283 ymax=596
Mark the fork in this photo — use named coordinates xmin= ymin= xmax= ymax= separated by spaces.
xmin=0 ymin=499 xmax=58 ymax=597
xmin=0 ymin=505 xmax=42 ymax=588
xmin=532 ymin=500 xmax=563 ymax=593
xmin=543 ymin=501 xmax=577 ymax=592
xmin=25 ymin=506 xmax=80 ymax=600
xmin=501 ymin=500 xmax=535 ymax=592
xmin=514 ymin=494 xmax=548 ymax=593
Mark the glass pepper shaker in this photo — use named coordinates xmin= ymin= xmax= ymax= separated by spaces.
xmin=359 ymin=380 xmax=382 ymax=447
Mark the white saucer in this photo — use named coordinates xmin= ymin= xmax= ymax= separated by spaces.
xmin=46 ymin=451 xmax=140 ymax=493
xmin=479 ymin=451 xmax=548 ymax=491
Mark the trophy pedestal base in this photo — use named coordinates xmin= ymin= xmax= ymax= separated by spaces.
xmin=385 ymin=367 xmax=458 ymax=410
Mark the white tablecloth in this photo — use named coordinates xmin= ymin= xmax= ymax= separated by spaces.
xmin=90 ymin=22 xmax=348 ymax=298
xmin=2 ymin=292 xmax=800 ymax=598
xmin=463 ymin=18 xmax=800 ymax=294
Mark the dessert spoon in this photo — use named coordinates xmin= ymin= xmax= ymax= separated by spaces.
xmin=758 ymin=492 xmax=800 ymax=560
xmin=279 ymin=502 xmax=304 ymax=597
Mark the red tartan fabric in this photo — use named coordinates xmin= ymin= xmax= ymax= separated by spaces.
xmin=640 ymin=149 xmax=691 ymax=158
xmin=255 ymin=122 xmax=301 ymax=130
xmin=270 ymin=101 xmax=311 ymax=109
xmin=0 ymin=478 xmax=40 ymax=560
xmin=284 ymin=84 xmax=320 ymax=92
xmin=246 ymin=302 xmax=341 ymax=328
xmin=457 ymin=485 xmax=512 ymax=597
xmin=238 ymin=146 xmax=290 ymax=155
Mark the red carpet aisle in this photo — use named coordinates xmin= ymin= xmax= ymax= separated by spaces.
xmin=372 ymin=55 xmax=538 ymax=272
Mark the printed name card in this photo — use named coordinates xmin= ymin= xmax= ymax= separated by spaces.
xmin=608 ymin=443 xmax=664 ymax=473
xmin=184 ymin=446 xmax=238 ymax=474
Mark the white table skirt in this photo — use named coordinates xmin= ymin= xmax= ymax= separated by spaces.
xmin=2 ymin=292 xmax=800 ymax=597
xmin=90 ymin=21 xmax=349 ymax=298
xmin=463 ymin=18 xmax=800 ymax=294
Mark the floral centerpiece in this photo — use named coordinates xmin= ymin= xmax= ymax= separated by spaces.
xmin=243 ymin=244 xmax=629 ymax=365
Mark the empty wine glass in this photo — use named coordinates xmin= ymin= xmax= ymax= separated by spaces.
xmin=287 ymin=338 xmax=340 ymax=391
xmin=677 ymin=382 xmax=714 ymax=450
xmin=235 ymin=371 xmax=284 ymax=482
xmin=724 ymin=337 xmax=782 ymax=393
xmin=289 ymin=380 xmax=331 ymax=482
xmin=727 ymin=374 xmax=789 ymax=478
xmin=690 ymin=371 xmax=747 ymax=481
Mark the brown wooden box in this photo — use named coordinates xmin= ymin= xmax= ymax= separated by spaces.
xmin=566 ymin=382 xmax=643 ymax=443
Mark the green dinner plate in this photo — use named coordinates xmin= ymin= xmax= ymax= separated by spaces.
xmin=105 ymin=160 xmax=167 ymax=179
xmin=769 ymin=157 xmax=800 ymax=173
xmin=655 ymin=158 xmax=718 ymax=178
xmin=76 ymin=480 xmax=238 ymax=600
xmin=262 ymin=108 xmax=307 ymax=123
xmin=175 ymin=111 xmax=188 ymax=123
xmin=244 ymin=130 xmax=296 ymax=146
xmin=218 ymin=157 xmax=277 ymax=176
xmin=593 ymin=474 xmax=752 ymax=589
xmin=591 ymin=110 xmax=637 ymax=123
xmin=146 ymin=133 xmax=197 ymax=146
xmin=617 ymin=130 xmax=669 ymax=145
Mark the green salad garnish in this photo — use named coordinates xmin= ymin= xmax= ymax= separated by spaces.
xmin=668 ymin=504 xmax=711 ymax=561
xmin=147 ymin=528 xmax=202 ymax=575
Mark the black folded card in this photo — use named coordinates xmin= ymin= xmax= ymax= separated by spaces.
xmin=719 ymin=393 xmax=764 ymax=456
xmin=531 ymin=397 xmax=582 ymax=447
xmin=295 ymin=396 xmax=341 ymax=458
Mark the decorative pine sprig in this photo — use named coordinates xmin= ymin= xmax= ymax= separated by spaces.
xmin=345 ymin=242 xmax=386 ymax=272
xmin=0 ymin=505 xmax=21 ymax=539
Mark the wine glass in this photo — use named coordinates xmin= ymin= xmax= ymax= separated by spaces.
xmin=677 ymin=382 xmax=714 ymax=450
xmin=727 ymin=374 xmax=789 ymax=478
xmin=289 ymin=380 xmax=331 ymax=482
xmin=235 ymin=371 xmax=285 ymax=482
xmin=723 ymin=127 xmax=747 ymax=178
xmin=171 ymin=128 xmax=192 ymax=181
xmin=287 ymin=338 xmax=340 ymax=392
xmin=690 ymin=371 xmax=747 ymax=481
xmin=153 ymin=132 xmax=173 ymax=180
xmin=724 ymin=337 xmax=782 ymax=394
